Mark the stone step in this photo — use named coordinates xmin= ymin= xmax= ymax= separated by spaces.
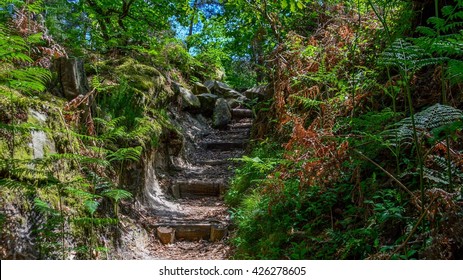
xmin=214 ymin=128 xmax=250 ymax=136
xmin=228 ymin=122 xmax=253 ymax=130
xmin=171 ymin=180 xmax=226 ymax=198
xmin=195 ymin=159 xmax=230 ymax=166
xmin=205 ymin=133 xmax=249 ymax=142
xmin=205 ymin=141 xmax=248 ymax=151
xmin=154 ymin=221 xmax=228 ymax=243
xmin=231 ymin=108 xmax=253 ymax=120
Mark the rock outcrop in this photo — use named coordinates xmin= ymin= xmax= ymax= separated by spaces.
xmin=53 ymin=57 xmax=89 ymax=100
xmin=175 ymin=85 xmax=201 ymax=110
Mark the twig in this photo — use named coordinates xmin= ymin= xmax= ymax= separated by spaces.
xmin=390 ymin=196 xmax=438 ymax=258
xmin=354 ymin=150 xmax=419 ymax=205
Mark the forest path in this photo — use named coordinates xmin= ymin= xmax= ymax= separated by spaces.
xmin=145 ymin=109 xmax=253 ymax=259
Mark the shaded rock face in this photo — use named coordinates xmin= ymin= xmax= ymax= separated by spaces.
xmin=213 ymin=98 xmax=232 ymax=128
xmin=243 ymin=85 xmax=268 ymax=100
xmin=192 ymin=82 xmax=210 ymax=95
xmin=204 ymin=80 xmax=231 ymax=95
xmin=29 ymin=110 xmax=56 ymax=159
xmin=176 ymin=86 xmax=201 ymax=110
xmin=197 ymin=93 xmax=219 ymax=116
xmin=203 ymin=80 xmax=249 ymax=103
xmin=53 ymin=57 xmax=89 ymax=100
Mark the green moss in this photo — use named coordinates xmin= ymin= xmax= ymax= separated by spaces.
xmin=94 ymin=58 xmax=174 ymax=106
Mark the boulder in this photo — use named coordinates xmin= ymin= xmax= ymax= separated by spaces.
xmin=227 ymin=99 xmax=240 ymax=109
xmin=204 ymin=80 xmax=236 ymax=97
xmin=197 ymin=93 xmax=219 ymax=116
xmin=204 ymin=80 xmax=216 ymax=91
xmin=213 ymin=81 xmax=233 ymax=95
xmin=192 ymin=82 xmax=210 ymax=95
xmin=213 ymin=98 xmax=232 ymax=128
xmin=244 ymin=85 xmax=268 ymax=100
xmin=176 ymin=86 xmax=201 ymax=110
xmin=223 ymin=89 xmax=244 ymax=99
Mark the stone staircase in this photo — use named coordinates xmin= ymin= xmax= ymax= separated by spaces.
xmin=153 ymin=108 xmax=253 ymax=246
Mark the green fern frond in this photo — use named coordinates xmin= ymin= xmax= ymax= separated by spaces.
xmin=384 ymin=104 xmax=463 ymax=144
xmin=424 ymin=156 xmax=463 ymax=186
xmin=93 ymin=116 xmax=126 ymax=130
xmin=447 ymin=59 xmax=463 ymax=84
xmin=448 ymin=10 xmax=463 ymax=20
xmin=68 ymin=130 xmax=101 ymax=143
xmin=8 ymin=166 xmax=52 ymax=181
xmin=83 ymin=200 xmax=100 ymax=216
xmin=0 ymin=26 xmax=51 ymax=93
xmin=423 ymin=167 xmax=451 ymax=185
xmin=0 ymin=27 xmax=31 ymax=63
xmin=427 ymin=17 xmax=447 ymax=30
xmin=84 ymin=169 xmax=114 ymax=190
xmin=0 ymin=178 xmax=34 ymax=189
xmin=0 ymin=122 xmax=49 ymax=134
xmin=106 ymin=146 xmax=142 ymax=163
xmin=290 ymin=95 xmax=325 ymax=109
xmin=72 ymin=217 xmax=118 ymax=227
xmin=415 ymin=26 xmax=437 ymax=37
xmin=442 ymin=5 xmax=456 ymax=17
xmin=24 ymin=0 xmax=44 ymax=14
xmin=34 ymin=198 xmax=60 ymax=216
xmin=101 ymin=189 xmax=132 ymax=202
xmin=46 ymin=153 xmax=109 ymax=166
xmin=65 ymin=187 xmax=101 ymax=200
xmin=380 ymin=38 xmax=446 ymax=73
xmin=8 ymin=67 xmax=51 ymax=92
xmin=396 ymin=104 xmax=462 ymax=130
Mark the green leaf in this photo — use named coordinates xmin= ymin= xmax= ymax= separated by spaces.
xmin=34 ymin=198 xmax=60 ymax=216
xmin=281 ymin=0 xmax=288 ymax=9
xmin=84 ymin=200 xmax=100 ymax=216
xmin=26 ymin=33 xmax=44 ymax=44
xmin=102 ymin=189 xmax=132 ymax=202
xmin=290 ymin=1 xmax=296 ymax=12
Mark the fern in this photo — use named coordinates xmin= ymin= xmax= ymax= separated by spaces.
xmin=0 ymin=25 xmax=51 ymax=94
xmin=106 ymin=146 xmax=142 ymax=163
xmin=379 ymin=38 xmax=446 ymax=74
xmin=101 ymin=189 xmax=132 ymax=202
xmin=84 ymin=169 xmax=114 ymax=190
xmin=423 ymin=156 xmax=463 ymax=186
xmin=385 ymin=104 xmax=463 ymax=144
xmin=34 ymin=198 xmax=60 ymax=216
xmin=0 ymin=26 xmax=32 ymax=63
xmin=72 ymin=217 xmax=118 ymax=227
xmin=46 ymin=153 xmax=110 ymax=167
xmin=0 ymin=178 xmax=34 ymax=190
xmin=290 ymin=95 xmax=325 ymax=109
xmin=447 ymin=59 xmax=463 ymax=85
xmin=8 ymin=67 xmax=51 ymax=92
xmin=83 ymin=200 xmax=100 ymax=216
xmin=414 ymin=1 xmax=463 ymax=88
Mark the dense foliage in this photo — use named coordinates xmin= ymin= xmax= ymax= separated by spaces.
xmin=1 ymin=0 xmax=462 ymax=259
xmin=227 ymin=0 xmax=463 ymax=259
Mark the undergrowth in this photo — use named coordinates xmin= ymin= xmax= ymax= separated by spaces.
xmin=228 ymin=1 xmax=463 ymax=260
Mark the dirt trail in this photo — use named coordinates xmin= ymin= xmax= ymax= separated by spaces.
xmin=144 ymin=112 xmax=253 ymax=259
